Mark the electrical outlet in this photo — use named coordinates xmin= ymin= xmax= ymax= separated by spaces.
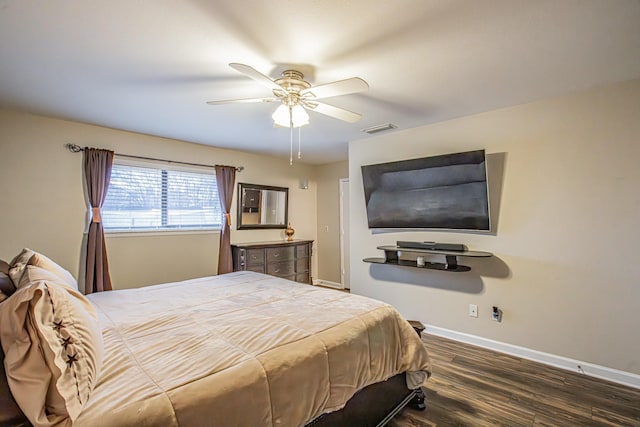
xmin=468 ymin=304 xmax=478 ymax=318
xmin=492 ymin=306 xmax=503 ymax=322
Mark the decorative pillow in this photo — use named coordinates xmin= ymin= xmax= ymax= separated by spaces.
xmin=0 ymin=258 xmax=10 ymax=274
xmin=18 ymin=261 xmax=78 ymax=293
xmin=0 ymin=267 xmax=103 ymax=427
xmin=1 ymin=259 xmax=15 ymax=303
xmin=0 ymin=273 xmax=13 ymax=303
xmin=7 ymin=248 xmax=34 ymax=288
xmin=9 ymin=248 xmax=78 ymax=291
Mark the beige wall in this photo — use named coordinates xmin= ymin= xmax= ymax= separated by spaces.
xmin=0 ymin=110 xmax=317 ymax=289
xmin=315 ymin=161 xmax=348 ymax=283
xmin=349 ymin=79 xmax=640 ymax=375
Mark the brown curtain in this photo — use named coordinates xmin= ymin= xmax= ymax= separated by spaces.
xmin=83 ymin=148 xmax=114 ymax=294
xmin=215 ymin=165 xmax=237 ymax=275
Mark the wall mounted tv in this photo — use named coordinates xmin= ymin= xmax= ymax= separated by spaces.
xmin=361 ymin=149 xmax=490 ymax=230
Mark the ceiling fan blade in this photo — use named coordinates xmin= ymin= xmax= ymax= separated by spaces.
xmin=303 ymin=100 xmax=362 ymax=123
xmin=301 ymin=77 xmax=369 ymax=99
xmin=229 ymin=63 xmax=284 ymax=92
xmin=206 ymin=97 xmax=278 ymax=105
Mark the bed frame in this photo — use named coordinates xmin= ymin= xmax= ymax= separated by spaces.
xmin=0 ymin=373 xmax=426 ymax=427
xmin=307 ymin=373 xmax=426 ymax=427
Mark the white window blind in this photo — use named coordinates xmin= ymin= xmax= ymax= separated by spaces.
xmin=102 ymin=162 xmax=221 ymax=231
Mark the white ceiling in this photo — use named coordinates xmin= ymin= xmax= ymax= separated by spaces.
xmin=1 ymin=0 xmax=639 ymax=164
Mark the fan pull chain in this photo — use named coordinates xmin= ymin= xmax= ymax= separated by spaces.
xmin=298 ymin=127 xmax=302 ymax=159
xmin=289 ymin=106 xmax=293 ymax=166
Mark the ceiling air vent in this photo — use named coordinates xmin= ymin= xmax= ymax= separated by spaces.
xmin=361 ymin=123 xmax=398 ymax=135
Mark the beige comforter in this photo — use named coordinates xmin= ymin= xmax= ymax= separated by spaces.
xmin=76 ymin=272 xmax=431 ymax=427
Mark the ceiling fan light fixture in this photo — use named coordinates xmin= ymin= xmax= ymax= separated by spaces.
xmin=272 ymin=104 xmax=309 ymax=128
xmin=208 ymin=63 xmax=369 ymax=165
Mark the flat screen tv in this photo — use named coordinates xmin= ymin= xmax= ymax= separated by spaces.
xmin=361 ymin=149 xmax=490 ymax=230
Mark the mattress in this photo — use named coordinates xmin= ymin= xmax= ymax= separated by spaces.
xmin=76 ymin=271 xmax=431 ymax=426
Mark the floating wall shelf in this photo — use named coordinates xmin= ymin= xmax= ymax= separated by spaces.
xmin=363 ymin=245 xmax=493 ymax=272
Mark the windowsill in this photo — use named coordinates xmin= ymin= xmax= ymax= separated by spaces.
xmin=105 ymin=229 xmax=221 ymax=238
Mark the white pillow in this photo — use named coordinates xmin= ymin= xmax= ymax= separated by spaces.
xmin=0 ymin=267 xmax=103 ymax=427
xmin=8 ymin=248 xmax=78 ymax=291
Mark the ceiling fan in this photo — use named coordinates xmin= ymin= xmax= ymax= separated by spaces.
xmin=206 ymin=63 xmax=369 ymax=126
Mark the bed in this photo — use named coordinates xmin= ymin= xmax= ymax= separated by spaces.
xmin=1 ymin=249 xmax=431 ymax=427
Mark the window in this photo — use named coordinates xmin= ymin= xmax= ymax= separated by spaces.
xmin=102 ymin=161 xmax=221 ymax=231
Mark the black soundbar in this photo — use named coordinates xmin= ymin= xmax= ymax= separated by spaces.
xmin=396 ymin=241 xmax=467 ymax=252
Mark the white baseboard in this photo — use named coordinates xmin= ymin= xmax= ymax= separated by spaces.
xmin=423 ymin=324 xmax=640 ymax=390
xmin=313 ymin=279 xmax=344 ymax=289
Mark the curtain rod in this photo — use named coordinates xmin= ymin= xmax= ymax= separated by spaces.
xmin=64 ymin=143 xmax=244 ymax=172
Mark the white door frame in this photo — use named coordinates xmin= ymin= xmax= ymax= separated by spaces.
xmin=339 ymin=178 xmax=350 ymax=289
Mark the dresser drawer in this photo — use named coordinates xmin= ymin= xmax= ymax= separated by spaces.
xmin=266 ymin=246 xmax=294 ymax=263
xmin=296 ymin=258 xmax=309 ymax=273
xmin=267 ymin=261 xmax=295 ymax=277
xmin=296 ymin=243 xmax=310 ymax=257
xmin=245 ymin=249 xmax=265 ymax=265
xmin=246 ymin=264 xmax=266 ymax=274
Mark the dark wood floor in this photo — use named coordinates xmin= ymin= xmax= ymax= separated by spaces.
xmin=390 ymin=333 xmax=640 ymax=427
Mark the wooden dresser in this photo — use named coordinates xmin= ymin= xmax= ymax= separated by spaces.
xmin=231 ymin=240 xmax=313 ymax=284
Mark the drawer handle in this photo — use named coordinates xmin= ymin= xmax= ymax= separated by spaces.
xmin=273 ymin=253 xmax=280 ymax=257
xmin=274 ymin=268 xmax=280 ymax=273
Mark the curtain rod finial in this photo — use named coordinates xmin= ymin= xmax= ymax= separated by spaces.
xmin=65 ymin=143 xmax=83 ymax=153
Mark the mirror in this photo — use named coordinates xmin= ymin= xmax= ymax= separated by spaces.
xmin=237 ymin=183 xmax=289 ymax=230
